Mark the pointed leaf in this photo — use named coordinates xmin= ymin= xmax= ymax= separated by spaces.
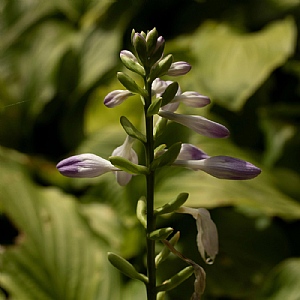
xmin=161 ymin=82 xmax=179 ymax=107
xmin=109 ymin=156 xmax=148 ymax=175
xmin=120 ymin=116 xmax=146 ymax=143
xmin=151 ymin=142 xmax=182 ymax=170
xmin=107 ymin=252 xmax=148 ymax=283
xmin=156 ymin=266 xmax=194 ymax=292
xmin=155 ymin=193 xmax=189 ymax=216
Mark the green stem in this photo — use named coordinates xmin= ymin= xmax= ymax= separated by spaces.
xmin=144 ymin=78 xmax=156 ymax=300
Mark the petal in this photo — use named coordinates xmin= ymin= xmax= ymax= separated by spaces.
xmin=158 ymin=110 xmax=230 ymax=138
xmin=104 ymin=90 xmax=133 ymax=108
xmin=196 ymin=208 xmax=218 ymax=264
xmin=111 ymin=136 xmax=138 ymax=186
xmin=56 ymin=154 xmax=117 ymax=178
xmin=176 ymin=144 xmax=209 ymax=160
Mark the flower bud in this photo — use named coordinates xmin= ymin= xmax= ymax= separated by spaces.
xmin=167 ymin=61 xmax=192 ymax=76
xmin=56 ymin=154 xmax=117 ymax=178
xmin=158 ymin=110 xmax=230 ymax=138
xmin=104 ymin=90 xmax=133 ymax=108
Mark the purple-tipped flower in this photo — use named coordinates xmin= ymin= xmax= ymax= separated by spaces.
xmin=167 ymin=61 xmax=192 ymax=76
xmin=104 ymin=90 xmax=133 ymax=108
xmin=174 ymin=144 xmax=261 ymax=180
xmin=174 ymin=91 xmax=210 ymax=108
xmin=112 ymin=136 xmax=138 ymax=186
xmin=176 ymin=143 xmax=209 ymax=160
xmin=158 ymin=110 xmax=230 ymax=138
xmin=177 ymin=207 xmax=218 ymax=264
xmin=56 ymin=154 xmax=118 ymax=178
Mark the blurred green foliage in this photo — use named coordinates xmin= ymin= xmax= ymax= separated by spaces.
xmin=1 ymin=0 xmax=300 ymax=299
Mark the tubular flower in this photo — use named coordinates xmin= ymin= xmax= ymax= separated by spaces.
xmin=176 ymin=143 xmax=209 ymax=160
xmin=174 ymin=91 xmax=210 ymax=108
xmin=174 ymin=144 xmax=261 ymax=180
xmin=152 ymin=79 xmax=210 ymax=109
xmin=112 ymin=136 xmax=138 ymax=186
xmin=56 ymin=154 xmax=118 ymax=178
xmin=167 ymin=61 xmax=192 ymax=76
xmin=104 ymin=90 xmax=133 ymax=108
xmin=177 ymin=206 xmax=218 ymax=264
xmin=158 ymin=110 xmax=230 ymax=138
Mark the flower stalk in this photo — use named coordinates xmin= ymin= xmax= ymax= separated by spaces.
xmin=56 ymin=28 xmax=261 ymax=300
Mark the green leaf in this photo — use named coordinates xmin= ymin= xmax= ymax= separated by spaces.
xmin=154 ymin=193 xmax=189 ymax=216
xmin=178 ymin=17 xmax=297 ymax=111
xmin=120 ymin=116 xmax=146 ymax=143
xmin=109 ymin=156 xmax=149 ymax=175
xmin=161 ymin=82 xmax=179 ymax=107
xmin=151 ymin=142 xmax=182 ymax=170
xmin=136 ymin=197 xmax=147 ymax=228
xmin=0 ymin=151 xmax=122 ymax=300
xmin=108 ymin=252 xmax=148 ymax=283
xmin=155 ymin=232 xmax=180 ymax=267
xmin=149 ymin=54 xmax=173 ymax=81
xmin=257 ymin=258 xmax=300 ymax=300
xmin=117 ymin=72 xmax=148 ymax=97
xmin=147 ymin=97 xmax=162 ymax=116
xmin=156 ymin=266 xmax=194 ymax=292
xmin=149 ymin=227 xmax=174 ymax=240
xmin=120 ymin=54 xmax=145 ymax=77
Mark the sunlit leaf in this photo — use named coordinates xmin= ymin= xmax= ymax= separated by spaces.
xmin=0 ymin=153 xmax=122 ymax=300
xmin=175 ymin=17 xmax=296 ymax=111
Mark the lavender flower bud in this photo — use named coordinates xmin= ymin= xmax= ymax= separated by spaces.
xmin=104 ymin=90 xmax=133 ymax=108
xmin=174 ymin=91 xmax=210 ymax=108
xmin=56 ymin=154 xmax=118 ymax=178
xmin=158 ymin=110 xmax=230 ymax=138
xmin=174 ymin=155 xmax=261 ymax=180
xmin=167 ymin=61 xmax=192 ymax=76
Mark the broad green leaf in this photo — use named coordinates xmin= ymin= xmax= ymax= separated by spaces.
xmin=257 ymin=258 xmax=300 ymax=300
xmin=0 ymin=152 xmax=122 ymax=300
xmin=176 ymin=17 xmax=296 ymax=111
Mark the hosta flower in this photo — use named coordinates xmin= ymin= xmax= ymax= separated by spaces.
xmin=158 ymin=110 xmax=230 ymax=138
xmin=104 ymin=90 xmax=133 ymax=108
xmin=56 ymin=154 xmax=118 ymax=178
xmin=174 ymin=144 xmax=261 ymax=180
xmin=176 ymin=143 xmax=209 ymax=160
xmin=174 ymin=91 xmax=210 ymax=108
xmin=152 ymin=79 xmax=210 ymax=109
xmin=167 ymin=61 xmax=192 ymax=76
xmin=177 ymin=206 xmax=218 ymax=264
xmin=112 ymin=136 xmax=138 ymax=186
